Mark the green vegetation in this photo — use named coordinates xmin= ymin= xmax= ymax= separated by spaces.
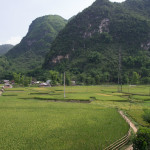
xmin=1 ymin=0 xmax=150 ymax=85
xmin=2 ymin=86 xmax=126 ymax=101
xmin=0 ymin=86 xmax=130 ymax=150
xmin=1 ymin=0 xmax=150 ymax=148
xmin=5 ymin=15 xmax=67 ymax=73
xmin=13 ymin=72 xmax=32 ymax=87
xmin=27 ymin=69 xmax=71 ymax=86
xmin=43 ymin=0 xmax=150 ymax=84
xmin=1 ymin=85 xmax=150 ymax=149
xmin=0 ymin=56 xmax=11 ymax=79
xmin=133 ymin=127 xmax=150 ymax=150
xmin=143 ymin=109 xmax=150 ymax=123
xmin=0 ymin=44 xmax=13 ymax=55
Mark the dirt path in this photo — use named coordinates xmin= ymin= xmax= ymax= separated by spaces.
xmin=119 ymin=110 xmax=138 ymax=150
xmin=119 ymin=111 xmax=138 ymax=133
xmin=125 ymin=144 xmax=133 ymax=150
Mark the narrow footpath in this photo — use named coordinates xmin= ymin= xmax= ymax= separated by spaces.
xmin=119 ymin=111 xmax=138 ymax=150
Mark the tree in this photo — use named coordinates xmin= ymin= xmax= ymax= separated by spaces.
xmin=101 ymin=72 xmax=110 ymax=83
xmin=13 ymin=73 xmax=21 ymax=84
xmin=143 ymin=110 xmax=150 ymax=123
xmin=87 ymin=51 xmax=102 ymax=64
xmin=64 ymin=72 xmax=71 ymax=86
xmin=95 ymin=74 xmax=101 ymax=85
xmin=49 ymin=70 xmax=60 ymax=85
xmin=133 ymin=127 xmax=150 ymax=150
xmin=13 ymin=73 xmax=31 ymax=86
xmin=141 ymin=77 xmax=150 ymax=84
xmin=122 ymin=73 xmax=129 ymax=84
xmin=0 ymin=56 xmax=10 ymax=80
xmin=131 ymin=72 xmax=140 ymax=84
xmin=23 ymin=76 xmax=32 ymax=87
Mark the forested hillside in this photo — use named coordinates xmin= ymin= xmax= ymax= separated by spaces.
xmin=43 ymin=0 xmax=150 ymax=84
xmin=0 ymin=44 xmax=13 ymax=55
xmin=6 ymin=15 xmax=67 ymax=72
xmin=0 ymin=56 xmax=10 ymax=79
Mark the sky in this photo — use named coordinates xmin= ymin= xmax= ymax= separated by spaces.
xmin=0 ymin=0 xmax=125 ymax=45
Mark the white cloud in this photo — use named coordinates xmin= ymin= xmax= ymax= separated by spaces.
xmin=5 ymin=36 xmax=22 ymax=45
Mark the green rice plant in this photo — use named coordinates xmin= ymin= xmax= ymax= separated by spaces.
xmin=0 ymin=96 xmax=129 ymax=150
xmin=122 ymin=85 xmax=150 ymax=96
xmin=1 ymin=85 xmax=150 ymax=140
xmin=2 ymin=92 xmax=18 ymax=96
xmin=29 ymin=92 xmax=49 ymax=95
xmin=4 ymin=88 xmax=25 ymax=91
xmin=127 ymin=109 xmax=150 ymax=127
xmin=133 ymin=95 xmax=150 ymax=101
xmin=0 ymin=84 xmax=4 ymax=87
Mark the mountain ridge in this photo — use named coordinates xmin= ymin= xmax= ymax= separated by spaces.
xmin=43 ymin=0 xmax=150 ymax=84
xmin=6 ymin=15 xmax=67 ymax=72
xmin=0 ymin=44 xmax=14 ymax=55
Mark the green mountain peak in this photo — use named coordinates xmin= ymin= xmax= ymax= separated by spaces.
xmin=6 ymin=15 xmax=67 ymax=72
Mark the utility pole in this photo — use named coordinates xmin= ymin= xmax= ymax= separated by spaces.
xmin=64 ymin=72 xmax=66 ymax=98
xmin=118 ymin=48 xmax=122 ymax=92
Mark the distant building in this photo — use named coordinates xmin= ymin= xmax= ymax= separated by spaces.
xmin=3 ymin=80 xmax=9 ymax=83
xmin=4 ymin=83 xmax=12 ymax=88
xmin=39 ymin=83 xmax=51 ymax=87
xmin=32 ymin=81 xmax=40 ymax=84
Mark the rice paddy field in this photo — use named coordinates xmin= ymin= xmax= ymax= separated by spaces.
xmin=0 ymin=85 xmax=150 ymax=149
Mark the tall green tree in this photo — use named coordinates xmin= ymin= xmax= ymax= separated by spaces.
xmin=49 ymin=70 xmax=60 ymax=85
xmin=131 ymin=72 xmax=140 ymax=84
xmin=13 ymin=73 xmax=31 ymax=86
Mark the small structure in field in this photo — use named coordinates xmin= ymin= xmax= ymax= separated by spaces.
xmin=4 ymin=83 xmax=13 ymax=88
xmin=3 ymin=80 xmax=9 ymax=84
xmin=39 ymin=82 xmax=51 ymax=87
xmin=32 ymin=81 xmax=40 ymax=84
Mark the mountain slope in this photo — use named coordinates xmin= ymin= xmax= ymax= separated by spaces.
xmin=6 ymin=15 xmax=67 ymax=72
xmin=43 ymin=0 xmax=150 ymax=84
xmin=0 ymin=44 xmax=13 ymax=55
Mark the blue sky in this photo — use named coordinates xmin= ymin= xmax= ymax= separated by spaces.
xmin=0 ymin=0 xmax=125 ymax=45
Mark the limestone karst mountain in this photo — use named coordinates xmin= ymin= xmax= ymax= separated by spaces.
xmin=6 ymin=15 xmax=67 ymax=72
xmin=43 ymin=0 xmax=150 ymax=83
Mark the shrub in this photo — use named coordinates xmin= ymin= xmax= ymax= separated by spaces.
xmin=133 ymin=127 xmax=150 ymax=150
xmin=143 ymin=110 xmax=150 ymax=123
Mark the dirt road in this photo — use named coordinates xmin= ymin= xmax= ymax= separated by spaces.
xmin=119 ymin=110 xmax=138 ymax=150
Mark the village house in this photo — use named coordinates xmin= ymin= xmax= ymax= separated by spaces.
xmin=4 ymin=83 xmax=13 ymax=88
xmin=39 ymin=83 xmax=51 ymax=87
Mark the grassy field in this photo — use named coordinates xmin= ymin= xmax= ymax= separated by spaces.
xmin=3 ymin=86 xmax=128 ymax=101
xmin=0 ymin=94 xmax=129 ymax=150
xmin=0 ymin=85 xmax=150 ymax=149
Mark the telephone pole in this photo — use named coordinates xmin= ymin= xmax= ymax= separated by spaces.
xmin=64 ymin=72 xmax=66 ymax=98
xmin=118 ymin=48 xmax=122 ymax=92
